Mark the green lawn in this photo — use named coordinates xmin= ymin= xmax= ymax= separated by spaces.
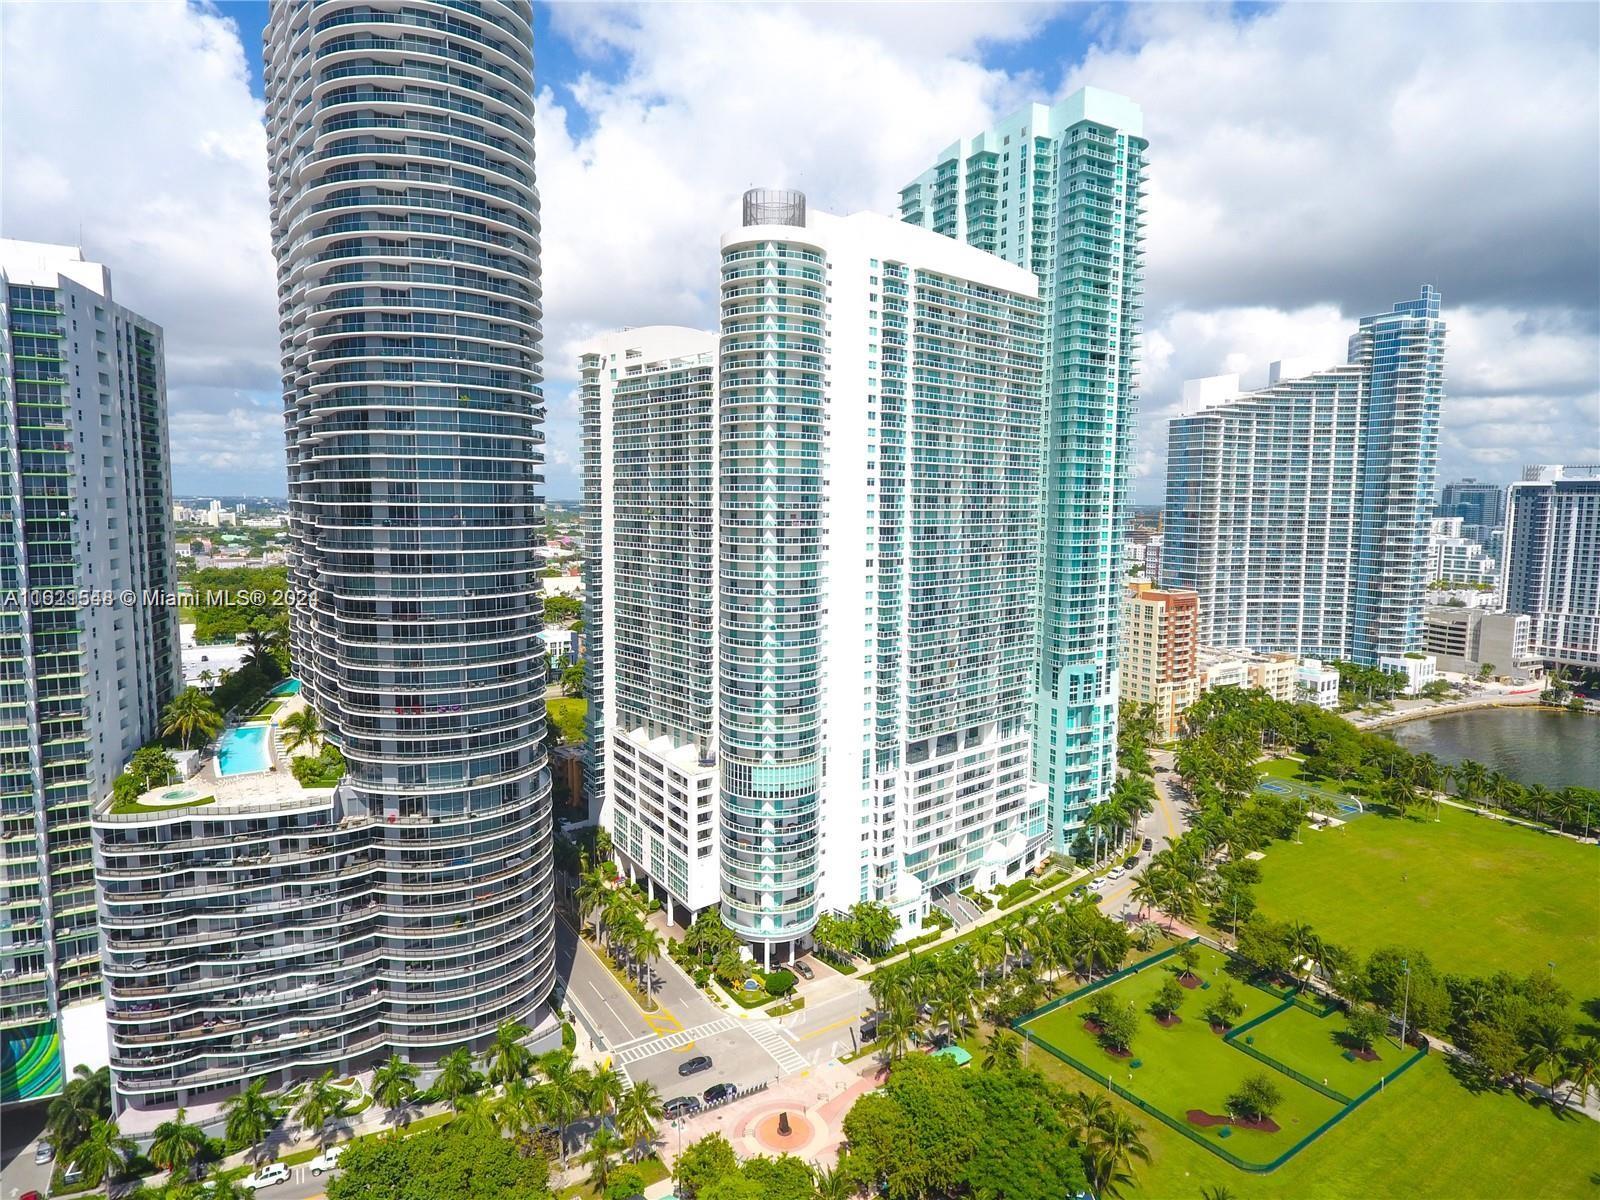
xmin=1252 ymin=800 xmax=1599 ymax=1009
xmin=1022 ymin=946 xmax=1345 ymax=1167
xmin=547 ymin=697 xmax=587 ymax=744
xmin=1025 ymin=1038 xmax=1597 ymax=1198
xmin=1241 ymin=1002 xmax=1390 ymax=1101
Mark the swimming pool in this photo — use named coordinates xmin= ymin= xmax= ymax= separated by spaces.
xmin=271 ymin=679 xmax=302 ymax=696
xmin=217 ymin=724 xmax=271 ymax=776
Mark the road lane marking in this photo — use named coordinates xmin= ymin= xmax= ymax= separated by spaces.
xmin=795 ymin=1014 xmax=858 ymax=1042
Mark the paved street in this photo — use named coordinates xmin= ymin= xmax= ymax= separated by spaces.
xmin=557 ymin=914 xmax=825 ymax=1110
xmin=1096 ymin=749 xmax=1191 ymax=921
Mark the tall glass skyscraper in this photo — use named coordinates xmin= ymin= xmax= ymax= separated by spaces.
xmin=1 ymin=241 xmax=179 ymax=1108
xmin=269 ymin=0 xmax=553 ymax=1041
xmin=900 ymin=89 xmax=1148 ymax=843
xmin=1164 ymin=288 xmax=1447 ymax=662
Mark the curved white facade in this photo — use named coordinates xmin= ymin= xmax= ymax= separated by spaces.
xmin=91 ymin=0 xmax=557 ymax=1124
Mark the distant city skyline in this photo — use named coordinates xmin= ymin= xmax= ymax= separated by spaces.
xmin=2 ymin=2 xmax=1595 ymax=500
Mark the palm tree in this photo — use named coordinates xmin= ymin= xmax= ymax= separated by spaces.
xmin=279 ymin=707 xmax=321 ymax=753
xmin=292 ymin=1070 xmax=347 ymax=1147
xmin=1452 ymin=759 xmax=1490 ymax=810
xmin=1085 ymin=1110 xmax=1151 ymax=1199
xmin=813 ymin=1161 xmax=857 ymax=1200
xmin=453 ymin=1093 xmax=499 ymax=1139
xmin=198 ymin=668 xmax=216 ymax=690
xmin=617 ymin=1081 xmax=664 ymax=1162
xmin=879 ymin=1003 xmax=918 ymax=1062
xmin=372 ymin=1053 xmax=419 ymax=1124
xmin=1562 ymin=1037 xmax=1600 ymax=1109
xmin=631 ymin=924 xmax=663 ymax=992
xmin=582 ymin=1125 xmax=627 ymax=1194
xmin=150 ymin=1107 xmax=208 ymax=1180
xmin=982 ymin=1027 xmax=1023 ymax=1071
xmin=575 ymin=865 xmax=614 ymax=940
xmin=1062 ymin=1090 xmax=1112 ymax=1144
xmin=1519 ymin=1023 xmax=1570 ymax=1091
xmin=539 ymin=1050 xmax=584 ymax=1170
xmin=1200 ymin=1188 xmax=1239 ymax=1200
xmin=433 ymin=1046 xmax=480 ymax=1111
xmin=497 ymin=1078 xmax=546 ymax=1148
xmin=160 ymin=688 xmax=223 ymax=750
xmin=222 ymin=1078 xmax=279 ymax=1163
xmin=587 ymin=1063 xmax=626 ymax=1126
xmin=970 ymin=927 xmax=1005 ymax=988
xmin=1282 ymin=921 xmax=1324 ymax=990
xmin=65 ymin=1117 xmax=135 ymax=1188
xmin=46 ymin=1064 xmax=111 ymax=1155
xmin=483 ymin=1018 xmax=533 ymax=1087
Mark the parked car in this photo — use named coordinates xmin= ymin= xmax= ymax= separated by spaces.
xmin=62 ymin=1162 xmax=85 ymax=1186
xmin=678 ymin=1054 xmax=713 ymax=1077
xmin=1142 ymin=837 xmax=1153 ymax=851
xmin=663 ymin=1095 xmax=701 ymax=1119
xmin=1125 ymin=855 xmax=1141 ymax=869
xmin=34 ymin=1141 xmax=54 ymax=1165
xmin=20 ymin=1191 xmax=41 ymax=1200
xmin=308 ymin=1146 xmax=345 ymax=1175
xmin=702 ymin=1082 xmax=737 ymax=1105
xmin=793 ymin=959 xmax=814 ymax=980
xmin=243 ymin=1163 xmax=290 ymax=1190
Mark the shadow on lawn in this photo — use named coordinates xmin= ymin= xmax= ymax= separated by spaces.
xmin=1444 ymin=1052 xmax=1583 ymax=1121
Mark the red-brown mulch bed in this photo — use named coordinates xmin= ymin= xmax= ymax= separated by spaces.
xmin=1178 ymin=972 xmax=1202 ymax=989
xmin=1083 ymin=1018 xmax=1103 ymax=1035
xmin=1104 ymin=1044 xmax=1133 ymax=1059
xmin=1155 ymin=1013 xmax=1181 ymax=1027
xmin=1351 ymin=1046 xmax=1381 ymax=1061
xmin=1210 ymin=1022 xmax=1231 ymax=1035
xmin=1186 ymin=1110 xmax=1282 ymax=1133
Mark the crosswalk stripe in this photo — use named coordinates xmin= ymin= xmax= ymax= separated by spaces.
xmin=615 ymin=1016 xmax=739 ymax=1064
xmin=746 ymin=1020 xmax=809 ymax=1075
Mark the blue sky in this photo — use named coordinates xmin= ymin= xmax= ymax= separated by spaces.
xmin=3 ymin=2 xmax=1594 ymax=502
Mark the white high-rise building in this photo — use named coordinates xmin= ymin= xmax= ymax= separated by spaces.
xmin=1425 ymin=517 xmax=1497 ymax=588
xmin=1 ymin=240 xmax=180 ymax=1107
xmin=1165 ymin=288 xmax=1447 ymax=663
xmin=716 ymin=191 xmax=1048 ymax=962
xmin=1503 ymin=465 xmax=1600 ymax=669
xmin=581 ymin=327 xmax=721 ymax=924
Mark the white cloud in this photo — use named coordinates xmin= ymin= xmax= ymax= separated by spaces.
xmin=0 ymin=0 xmax=279 ymax=495
xmin=4 ymin=1 xmax=1593 ymax=504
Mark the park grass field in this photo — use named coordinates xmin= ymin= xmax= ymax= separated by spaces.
xmin=1020 ymin=945 xmax=1348 ymax=1167
xmin=1240 ymin=1001 xmax=1389 ymax=1100
xmin=1023 ymin=1040 xmax=1598 ymax=1199
xmin=1251 ymin=798 xmax=1599 ymax=1006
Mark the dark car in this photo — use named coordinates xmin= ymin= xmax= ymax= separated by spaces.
xmin=1142 ymin=837 xmax=1153 ymax=851
xmin=859 ymin=1019 xmax=880 ymax=1043
xmin=1125 ymin=855 xmax=1141 ymax=869
xmin=703 ymin=1082 xmax=737 ymax=1105
xmin=793 ymin=959 xmax=815 ymax=980
xmin=678 ymin=1054 xmax=713 ymax=1077
xmin=663 ymin=1096 xmax=701 ymax=1119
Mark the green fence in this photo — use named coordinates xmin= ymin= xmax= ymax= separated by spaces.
xmin=1018 ymin=937 xmax=1197 ymax=1025
xmin=1014 ymin=943 xmax=1429 ymax=1174
xmin=1223 ymin=1001 xmax=1354 ymax=1105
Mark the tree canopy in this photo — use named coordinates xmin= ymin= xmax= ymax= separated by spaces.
xmin=326 ymin=1121 xmax=551 ymax=1200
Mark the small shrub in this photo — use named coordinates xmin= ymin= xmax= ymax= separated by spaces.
xmin=764 ymin=969 xmax=796 ymax=997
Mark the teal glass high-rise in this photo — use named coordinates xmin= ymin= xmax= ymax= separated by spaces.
xmin=901 ymin=89 xmax=1148 ymax=844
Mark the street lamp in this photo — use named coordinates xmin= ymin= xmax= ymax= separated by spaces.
xmin=1399 ymin=958 xmax=1411 ymax=1049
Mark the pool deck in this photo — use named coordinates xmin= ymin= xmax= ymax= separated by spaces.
xmin=121 ymin=691 xmax=335 ymax=816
